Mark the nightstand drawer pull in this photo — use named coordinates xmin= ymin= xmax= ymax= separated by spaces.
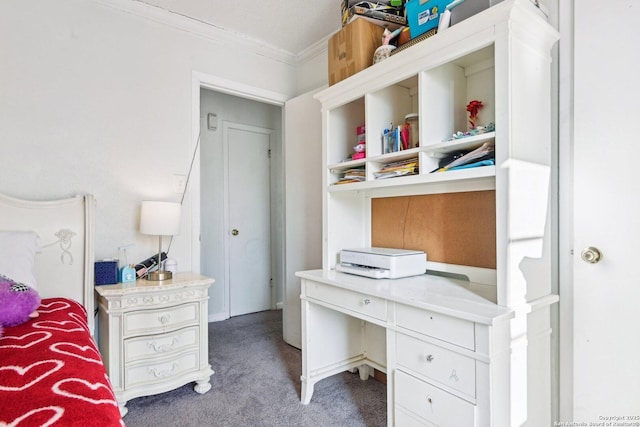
xmin=147 ymin=338 xmax=179 ymax=353
xmin=148 ymin=363 xmax=178 ymax=378
xmin=425 ymin=354 xmax=434 ymax=363
xmin=363 ymin=298 xmax=371 ymax=305
xmin=159 ymin=314 xmax=172 ymax=325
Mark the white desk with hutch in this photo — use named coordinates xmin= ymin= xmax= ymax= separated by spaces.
xmin=296 ymin=1 xmax=559 ymax=425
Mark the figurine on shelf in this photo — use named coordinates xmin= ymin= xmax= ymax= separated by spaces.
xmin=467 ymin=99 xmax=483 ymax=129
xmin=442 ymin=99 xmax=494 ymax=142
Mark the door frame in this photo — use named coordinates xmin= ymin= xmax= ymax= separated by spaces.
xmin=223 ymin=121 xmax=274 ymax=317
xmin=191 ymin=71 xmax=287 ymax=321
xmin=557 ymin=1 xmax=574 ymax=421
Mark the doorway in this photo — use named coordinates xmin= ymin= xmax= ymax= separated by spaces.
xmin=198 ymin=85 xmax=284 ymax=321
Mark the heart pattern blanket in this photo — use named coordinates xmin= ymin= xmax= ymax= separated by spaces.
xmin=0 ymin=298 xmax=124 ymax=426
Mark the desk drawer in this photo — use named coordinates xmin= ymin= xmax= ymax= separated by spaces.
xmin=125 ymin=326 xmax=199 ymax=361
xmin=123 ymin=302 xmax=199 ymax=337
xmin=396 ymin=304 xmax=475 ymax=350
xmin=395 ymin=406 xmax=436 ymax=427
xmin=396 ymin=333 xmax=475 ymax=398
xmin=395 ymin=370 xmax=476 ymax=427
xmin=305 ymin=281 xmax=387 ymax=321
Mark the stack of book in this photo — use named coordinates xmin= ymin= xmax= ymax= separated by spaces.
xmin=374 ymin=157 xmax=418 ymax=179
xmin=333 ymin=167 xmax=366 ymax=185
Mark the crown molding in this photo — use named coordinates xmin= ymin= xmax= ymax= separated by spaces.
xmin=296 ymin=33 xmax=330 ymax=64
xmin=91 ymin=0 xmax=298 ymax=66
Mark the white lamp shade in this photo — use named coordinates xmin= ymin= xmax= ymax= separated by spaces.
xmin=140 ymin=201 xmax=181 ymax=236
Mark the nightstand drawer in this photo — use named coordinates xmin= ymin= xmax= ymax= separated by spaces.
xmin=125 ymin=350 xmax=199 ymax=389
xmin=125 ymin=326 xmax=199 ymax=361
xmin=396 ymin=303 xmax=475 ymax=350
xmin=305 ymin=281 xmax=386 ymax=321
xmin=395 ymin=370 xmax=476 ymax=427
xmin=396 ymin=333 xmax=475 ymax=399
xmin=123 ymin=302 xmax=199 ymax=337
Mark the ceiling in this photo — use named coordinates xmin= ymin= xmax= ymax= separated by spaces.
xmin=137 ymin=0 xmax=342 ymax=55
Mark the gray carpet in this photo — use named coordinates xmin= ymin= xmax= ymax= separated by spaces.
xmin=123 ymin=310 xmax=387 ymax=427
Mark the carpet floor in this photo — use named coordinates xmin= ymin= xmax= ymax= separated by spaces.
xmin=123 ymin=310 xmax=387 ymax=427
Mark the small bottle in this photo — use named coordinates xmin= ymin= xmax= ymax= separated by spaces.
xmin=121 ymin=264 xmax=136 ymax=283
xmin=118 ymin=245 xmax=136 ymax=283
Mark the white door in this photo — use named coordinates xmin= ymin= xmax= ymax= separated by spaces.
xmin=224 ymin=122 xmax=272 ymax=317
xmin=283 ymin=89 xmax=323 ymax=348
xmin=567 ymin=0 xmax=640 ymax=420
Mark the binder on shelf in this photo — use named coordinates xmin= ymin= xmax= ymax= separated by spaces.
xmin=431 ymin=142 xmax=495 ymax=173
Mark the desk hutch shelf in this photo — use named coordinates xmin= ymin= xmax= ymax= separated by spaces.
xmin=297 ymin=1 xmax=559 ymax=425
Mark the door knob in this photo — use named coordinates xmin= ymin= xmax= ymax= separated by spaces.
xmin=581 ymin=246 xmax=602 ymax=264
xmin=231 ymin=229 xmax=239 ymax=236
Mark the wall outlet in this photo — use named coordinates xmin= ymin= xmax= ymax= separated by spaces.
xmin=173 ymin=174 xmax=186 ymax=194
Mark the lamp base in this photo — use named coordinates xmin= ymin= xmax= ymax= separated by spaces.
xmin=146 ymin=270 xmax=173 ymax=282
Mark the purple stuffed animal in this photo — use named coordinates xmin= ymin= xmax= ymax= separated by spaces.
xmin=0 ymin=275 xmax=41 ymax=337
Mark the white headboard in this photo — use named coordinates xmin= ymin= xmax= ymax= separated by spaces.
xmin=0 ymin=193 xmax=96 ymax=333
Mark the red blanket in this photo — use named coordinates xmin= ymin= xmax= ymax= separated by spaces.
xmin=0 ymin=298 xmax=124 ymax=426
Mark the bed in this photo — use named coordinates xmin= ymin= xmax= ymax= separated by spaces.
xmin=0 ymin=193 xmax=124 ymax=426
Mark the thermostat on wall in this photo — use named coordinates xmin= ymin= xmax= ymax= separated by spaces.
xmin=207 ymin=113 xmax=217 ymax=130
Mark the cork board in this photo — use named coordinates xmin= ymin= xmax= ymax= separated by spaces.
xmin=371 ymin=191 xmax=496 ymax=269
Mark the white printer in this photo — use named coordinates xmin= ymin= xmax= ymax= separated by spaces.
xmin=336 ymin=247 xmax=427 ymax=279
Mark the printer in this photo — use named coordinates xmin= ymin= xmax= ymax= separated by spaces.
xmin=336 ymin=247 xmax=427 ymax=279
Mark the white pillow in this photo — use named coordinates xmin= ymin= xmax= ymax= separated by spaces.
xmin=0 ymin=231 xmax=42 ymax=289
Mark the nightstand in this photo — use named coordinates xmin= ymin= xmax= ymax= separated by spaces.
xmin=95 ymin=272 xmax=214 ymax=417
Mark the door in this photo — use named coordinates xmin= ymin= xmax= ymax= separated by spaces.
xmin=224 ymin=122 xmax=272 ymax=317
xmin=567 ymin=0 xmax=640 ymax=420
xmin=283 ymin=89 xmax=323 ymax=348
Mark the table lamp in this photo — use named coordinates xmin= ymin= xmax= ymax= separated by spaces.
xmin=140 ymin=201 xmax=181 ymax=281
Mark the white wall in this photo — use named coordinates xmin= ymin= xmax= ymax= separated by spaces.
xmin=296 ymin=44 xmax=329 ymax=94
xmin=0 ymin=0 xmax=296 ymax=270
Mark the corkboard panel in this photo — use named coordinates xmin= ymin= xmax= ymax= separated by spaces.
xmin=371 ymin=191 xmax=496 ymax=269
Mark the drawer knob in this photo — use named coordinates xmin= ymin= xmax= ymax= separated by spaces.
xmin=425 ymin=354 xmax=434 ymax=363
xmin=363 ymin=298 xmax=371 ymax=305
xmin=159 ymin=314 xmax=172 ymax=325
xmin=427 ymin=397 xmax=433 ymax=404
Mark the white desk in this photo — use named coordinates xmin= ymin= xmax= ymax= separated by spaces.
xmin=297 ymin=269 xmax=515 ymax=426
